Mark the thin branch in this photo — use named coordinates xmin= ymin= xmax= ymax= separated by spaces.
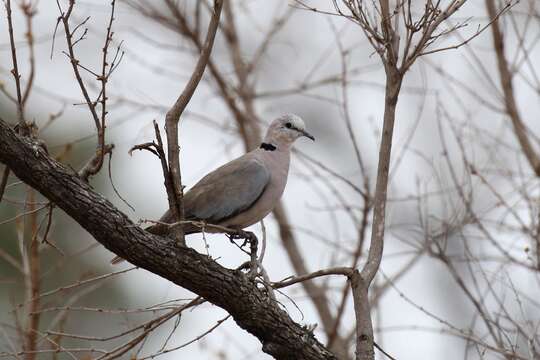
xmin=486 ymin=0 xmax=540 ymax=177
xmin=163 ymin=0 xmax=224 ymax=246
xmin=5 ymin=0 xmax=25 ymax=127
xmin=272 ymin=267 xmax=352 ymax=289
xmin=138 ymin=315 xmax=230 ymax=360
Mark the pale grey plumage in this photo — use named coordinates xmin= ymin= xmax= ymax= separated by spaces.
xmin=111 ymin=114 xmax=313 ymax=264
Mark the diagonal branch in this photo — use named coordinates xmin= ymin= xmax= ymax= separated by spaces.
xmin=0 ymin=118 xmax=337 ymax=360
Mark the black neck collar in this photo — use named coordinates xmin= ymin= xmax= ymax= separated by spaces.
xmin=260 ymin=142 xmax=277 ymax=151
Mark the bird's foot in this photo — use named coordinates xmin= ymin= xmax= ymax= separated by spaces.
xmin=226 ymin=232 xmax=243 ymax=242
xmin=245 ymin=232 xmax=258 ymax=276
xmin=227 ymin=230 xmax=256 ymax=247
xmin=229 ymin=230 xmax=259 ymax=277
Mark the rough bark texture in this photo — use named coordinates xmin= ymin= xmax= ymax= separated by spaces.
xmin=350 ymin=271 xmax=373 ymax=360
xmin=0 ymin=119 xmax=338 ymax=360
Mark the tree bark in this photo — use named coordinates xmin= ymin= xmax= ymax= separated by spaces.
xmin=0 ymin=119 xmax=337 ymax=360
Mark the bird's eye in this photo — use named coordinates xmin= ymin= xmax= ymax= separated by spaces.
xmin=285 ymin=122 xmax=292 ymax=129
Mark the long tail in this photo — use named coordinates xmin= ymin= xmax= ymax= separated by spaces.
xmin=110 ymin=223 xmax=200 ymax=265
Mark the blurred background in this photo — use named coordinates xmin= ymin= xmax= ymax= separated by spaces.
xmin=1 ymin=0 xmax=540 ymax=359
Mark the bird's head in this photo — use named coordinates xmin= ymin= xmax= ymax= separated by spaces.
xmin=263 ymin=114 xmax=314 ymax=150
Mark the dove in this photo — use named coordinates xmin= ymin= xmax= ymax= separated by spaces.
xmin=111 ymin=114 xmax=314 ymax=264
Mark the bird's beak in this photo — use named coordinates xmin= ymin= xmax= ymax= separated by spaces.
xmin=301 ymin=130 xmax=315 ymax=141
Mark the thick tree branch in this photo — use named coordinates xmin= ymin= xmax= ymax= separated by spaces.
xmin=350 ymin=270 xmax=372 ymax=360
xmin=0 ymin=119 xmax=337 ymax=360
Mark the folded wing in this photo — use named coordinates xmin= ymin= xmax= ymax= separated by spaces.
xmin=184 ymin=155 xmax=271 ymax=224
